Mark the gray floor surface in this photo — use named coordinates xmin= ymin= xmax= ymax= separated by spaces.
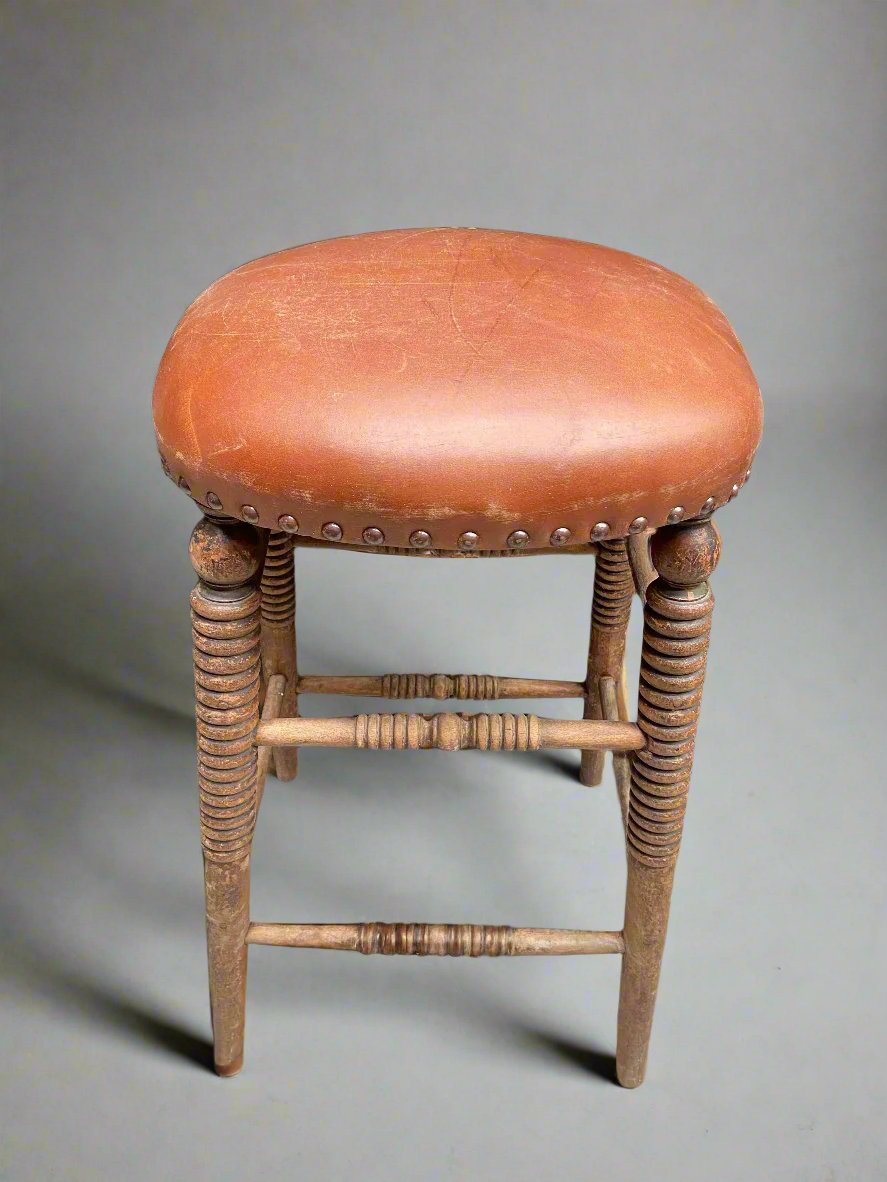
xmin=2 ymin=416 xmax=885 ymax=1181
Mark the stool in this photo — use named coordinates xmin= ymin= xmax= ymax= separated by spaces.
xmin=153 ymin=228 xmax=762 ymax=1085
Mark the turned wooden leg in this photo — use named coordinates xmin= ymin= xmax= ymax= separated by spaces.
xmin=580 ymin=539 xmax=634 ymax=786
xmin=190 ymin=515 xmax=266 ymax=1077
xmin=260 ymin=530 xmax=299 ymax=780
xmin=616 ymin=518 xmax=720 ymax=1088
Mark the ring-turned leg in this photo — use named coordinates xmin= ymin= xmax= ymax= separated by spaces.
xmin=616 ymin=518 xmax=720 ymax=1087
xmin=190 ymin=515 xmax=266 ymax=1076
xmin=260 ymin=530 xmax=299 ymax=780
xmin=580 ymin=539 xmax=634 ymax=786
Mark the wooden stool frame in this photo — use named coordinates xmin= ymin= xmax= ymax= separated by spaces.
xmin=189 ymin=511 xmax=721 ymax=1086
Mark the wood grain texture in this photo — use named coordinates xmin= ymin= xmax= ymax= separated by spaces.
xmin=600 ymin=675 xmax=630 ymax=835
xmin=256 ymin=713 xmax=644 ymax=753
xmin=616 ymin=656 xmax=631 ymax=723
xmin=581 ymin=539 xmax=635 ymax=786
xmin=247 ymin=923 xmax=624 ymax=956
xmin=616 ymin=518 xmax=718 ymax=1088
xmin=256 ymin=673 xmax=285 ymax=809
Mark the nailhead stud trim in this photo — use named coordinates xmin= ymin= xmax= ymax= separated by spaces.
xmin=165 ymin=483 xmax=751 ymax=541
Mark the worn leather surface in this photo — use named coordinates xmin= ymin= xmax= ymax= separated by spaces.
xmin=154 ymin=228 xmax=762 ymax=550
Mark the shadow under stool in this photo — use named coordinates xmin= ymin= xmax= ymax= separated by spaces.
xmin=152 ymin=227 xmax=763 ymax=1086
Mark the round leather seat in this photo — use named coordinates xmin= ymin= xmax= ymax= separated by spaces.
xmin=154 ymin=228 xmax=762 ymax=551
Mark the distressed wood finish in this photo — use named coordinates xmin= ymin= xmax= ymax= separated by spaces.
xmin=260 ymin=531 xmax=299 ymax=781
xmin=616 ymin=657 xmax=631 ymax=723
xmin=616 ymin=518 xmax=720 ymax=1088
xmin=190 ymin=515 xmax=266 ymax=1077
xmin=600 ymin=675 xmax=630 ymax=834
xmin=184 ymin=509 xmax=729 ymax=1087
xmin=581 ymin=539 xmax=635 ymax=786
xmin=296 ymin=673 xmax=584 ymax=699
xmin=256 ymin=712 xmax=644 ymax=753
xmin=247 ymin=923 xmax=624 ymax=956
xmin=256 ymin=673 xmax=285 ymax=808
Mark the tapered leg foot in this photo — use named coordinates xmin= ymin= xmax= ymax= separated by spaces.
xmin=616 ymin=861 xmax=675 ymax=1087
xmin=204 ymin=856 xmax=251 ymax=1076
xmin=215 ymin=1054 xmax=244 ymax=1078
xmin=615 ymin=519 xmax=720 ymax=1086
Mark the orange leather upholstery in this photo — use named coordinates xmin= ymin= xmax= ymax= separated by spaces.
xmin=154 ymin=228 xmax=762 ymax=551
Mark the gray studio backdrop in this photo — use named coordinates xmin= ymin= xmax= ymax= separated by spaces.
xmin=2 ymin=4 xmax=885 ymax=1181
xmin=3 ymin=1 xmax=883 ymax=705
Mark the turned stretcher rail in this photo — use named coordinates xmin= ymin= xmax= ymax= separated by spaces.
xmin=255 ymin=712 xmax=644 ymax=752
xmin=246 ymin=922 xmax=625 ymax=956
xmin=296 ymin=673 xmax=585 ymax=699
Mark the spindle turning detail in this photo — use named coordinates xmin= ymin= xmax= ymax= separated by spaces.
xmin=256 ymin=712 xmax=642 ymax=752
xmin=259 ymin=530 xmax=299 ymax=781
xmin=581 ymin=538 xmax=636 ymax=787
xmin=247 ymin=923 xmax=625 ymax=956
xmin=191 ymin=525 xmax=264 ymax=865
